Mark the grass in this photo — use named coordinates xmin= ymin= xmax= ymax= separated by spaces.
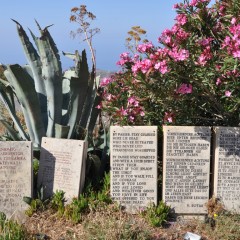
xmin=0 ymin=179 xmax=239 ymax=240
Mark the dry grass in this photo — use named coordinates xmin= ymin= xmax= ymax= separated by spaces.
xmin=21 ymin=202 xmax=240 ymax=240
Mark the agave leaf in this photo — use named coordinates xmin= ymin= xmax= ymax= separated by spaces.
xmin=79 ymin=66 xmax=96 ymax=129
xmin=35 ymin=24 xmax=63 ymax=137
xmin=62 ymin=51 xmax=77 ymax=60
xmin=12 ymin=20 xmax=48 ymax=131
xmin=4 ymin=64 xmax=45 ymax=148
xmin=81 ymin=71 xmax=101 ymax=138
xmin=55 ymin=123 xmax=70 ymax=139
xmin=63 ymin=50 xmax=81 ymax=75
xmin=67 ymin=50 xmax=89 ymax=139
xmin=67 ymin=77 xmax=88 ymax=139
xmin=22 ymin=64 xmax=34 ymax=80
xmin=22 ymin=196 xmax=33 ymax=205
xmin=0 ymin=83 xmax=28 ymax=140
xmin=0 ymin=119 xmax=22 ymax=141
xmin=86 ymin=94 xmax=101 ymax=137
xmin=0 ymin=78 xmax=10 ymax=87
xmin=12 ymin=19 xmax=46 ymax=97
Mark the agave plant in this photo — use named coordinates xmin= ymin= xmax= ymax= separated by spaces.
xmin=0 ymin=20 xmax=101 ymax=149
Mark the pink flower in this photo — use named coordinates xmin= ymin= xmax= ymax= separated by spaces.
xmin=176 ymin=83 xmax=193 ymax=94
xmin=100 ymin=77 xmax=113 ymax=87
xmin=133 ymin=54 xmax=139 ymax=61
xmin=197 ymin=46 xmax=212 ymax=66
xmin=190 ymin=0 xmax=198 ymax=6
xmin=116 ymin=52 xmax=131 ymax=66
xmin=120 ymin=107 xmax=128 ymax=116
xmin=175 ymin=14 xmax=188 ymax=26
xmin=154 ymin=60 xmax=169 ymax=74
xmin=139 ymin=59 xmax=153 ymax=74
xmin=106 ymin=94 xmax=113 ymax=101
xmin=169 ymin=48 xmax=189 ymax=61
xmin=140 ymin=111 xmax=145 ymax=117
xmin=216 ymin=78 xmax=221 ymax=85
xmin=128 ymin=96 xmax=136 ymax=104
xmin=190 ymin=0 xmax=210 ymax=7
xmin=233 ymin=50 xmax=240 ymax=58
xmin=137 ymin=42 xmax=153 ymax=53
xmin=225 ymin=91 xmax=232 ymax=97
xmin=198 ymin=55 xmax=208 ymax=66
xmin=129 ymin=116 xmax=135 ymax=122
xmin=128 ymin=96 xmax=139 ymax=107
xmin=222 ymin=24 xmax=240 ymax=59
xmin=198 ymin=38 xmax=213 ymax=47
xmin=96 ymin=103 xmax=102 ymax=109
xmin=158 ymin=29 xmax=173 ymax=46
xmin=231 ymin=18 xmax=237 ymax=25
xmin=173 ymin=3 xmax=180 ymax=9
xmin=164 ymin=112 xmax=175 ymax=123
xmin=131 ymin=61 xmax=141 ymax=74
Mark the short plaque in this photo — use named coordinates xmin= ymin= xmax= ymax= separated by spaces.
xmin=110 ymin=126 xmax=158 ymax=212
xmin=163 ymin=126 xmax=211 ymax=214
xmin=0 ymin=141 xmax=32 ymax=218
xmin=213 ymin=127 xmax=240 ymax=213
xmin=38 ymin=137 xmax=87 ymax=201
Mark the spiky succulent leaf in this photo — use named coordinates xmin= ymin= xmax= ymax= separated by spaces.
xmin=4 ymin=64 xmax=45 ymax=148
xmin=12 ymin=19 xmax=46 ymax=98
xmin=55 ymin=123 xmax=70 ymax=139
xmin=79 ymin=67 xmax=97 ymax=130
xmin=34 ymin=22 xmax=63 ymax=137
xmin=0 ymin=119 xmax=22 ymax=141
xmin=67 ymin=50 xmax=89 ymax=139
xmin=0 ymin=82 xmax=28 ymax=140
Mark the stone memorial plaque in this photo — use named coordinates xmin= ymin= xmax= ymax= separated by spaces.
xmin=213 ymin=127 xmax=240 ymax=213
xmin=0 ymin=141 xmax=32 ymax=219
xmin=38 ymin=137 xmax=87 ymax=201
xmin=163 ymin=126 xmax=211 ymax=214
xmin=110 ymin=126 xmax=158 ymax=213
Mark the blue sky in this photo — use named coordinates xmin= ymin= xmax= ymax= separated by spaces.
xmin=0 ymin=1 xmax=210 ymax=71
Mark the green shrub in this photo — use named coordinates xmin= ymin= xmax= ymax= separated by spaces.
xmin=143 ymin=201 xmax=171 ymax=227
xmin=0 ymin=212 xmax=27 ymax=239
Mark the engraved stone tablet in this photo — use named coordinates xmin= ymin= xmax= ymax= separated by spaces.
xmin=38 ymin=137 xmax=87 ymax=202
xmin=213 ymin=127 xmax=240 ymax=213
xmin=0 ymin=141 xmax=32 ymax=219
xmin=110 ymin=126 xmax=158 ymax=213
xmin=163 ymin=126 xmax=211 ymax=214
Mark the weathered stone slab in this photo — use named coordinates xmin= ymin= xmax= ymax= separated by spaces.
xmin=213 ymin=127 xmax=240 ymax=213
xmin=38 ymin=137 xmax=87 ymax=202
xmin=163 ymin=126 xmax=211 ymax=215
xmin=110 ymin=126 xmax=158 ymax=213
xmin=0 ymin=141 xmax=32 ymax=219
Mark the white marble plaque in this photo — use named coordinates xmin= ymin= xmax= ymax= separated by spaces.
xmin=213 ymin=127 xmax=240 ymax=213
xmin=0 ymin=141 xmax=32 ymax=218
xmin=163 ymin=126 xmax=211 ymax=214
xmin=110 ymin=126 xmax=158 ymax=213
xmin=38 ymin=137 xmax=87 ymax=201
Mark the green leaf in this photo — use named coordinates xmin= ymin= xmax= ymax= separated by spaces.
xmin=5 ymin=64 xmax=45 ymax=148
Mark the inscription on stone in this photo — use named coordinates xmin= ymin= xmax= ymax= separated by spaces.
xmin=213 ymin=127 xmax=240 ymax=213
xmin=38 ymin=137 xmax=87 ymax=201
xmin=0 ymin=141 xmax=32 ymax=218
xmin=110 ymin=126 xmax=158 ymax=212
xmin=163 ymin=126 xmax=211 ymax=214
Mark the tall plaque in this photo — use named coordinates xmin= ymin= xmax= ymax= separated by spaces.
xmin=0 ymin=141 xmax=32 ymax=218
xmin=163 ymin=126 xmax=211 ymax=214
xmin=38 ymin=137 xmax=87 ymax=201
xmin=110 ymin=126 xmax=158 ymax=212
xmin=213 ymin=127 xmax=240 ymax=213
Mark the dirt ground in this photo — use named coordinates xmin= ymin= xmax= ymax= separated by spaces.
xmin=23 ymin=207 xmax=220 ymax=240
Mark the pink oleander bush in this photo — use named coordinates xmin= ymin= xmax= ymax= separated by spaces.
xmin=101 ymin=0 xmax=240 ymax=126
